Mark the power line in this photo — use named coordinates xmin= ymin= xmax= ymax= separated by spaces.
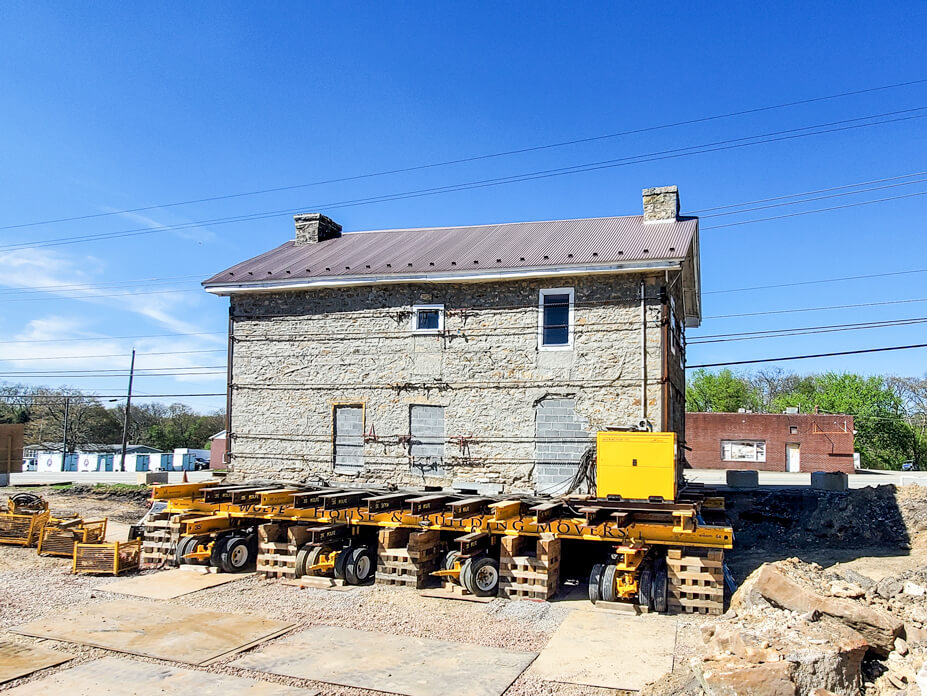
xmin=0 ymin=274 xmax=203 ymax=296
xmin=689 ymin=170 xmax=927 ymax=213
xmin=0 ymin=287 xmax=202 ymax=303
xmin=0 ymin=331 xmax=225 ymax=345
xmin=0 ymin=392 xmax=225 ymax=400
xmin=688 ymin=316 xmax=927 ymax=344
xmin=704 ymin=266 xmax=927 ymax=295
xmin=5 ymin=76 xmax=925 ymax=232
xmin=2 ymin=106 xmax=925 ymax=252
xmin=705 ymin=296 xmax=927 ymax=319
xmin=0 ymin=349 xmax=226 ymax=362
xmin=687 ymin=342 xmax=927 ymax=369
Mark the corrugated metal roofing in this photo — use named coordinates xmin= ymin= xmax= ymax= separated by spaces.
xmin=202 ymin=214 xmax=698 ymax=289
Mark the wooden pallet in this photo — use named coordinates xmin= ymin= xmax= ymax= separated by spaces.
xmin=140 ymin=512 xmax=175 ymax=568
xmin=73 ymin=539 xmax=141 ymax=575
xmin=38 ymin=518 xmax=107 ymax=557
xmin=375 ymin=528 xmax=439 ymax=589
xmin=666 ymin=547 xmax=724 ymax=616
xmin=498 ymin=533 xmax=560 ymax=600
xmin=256 ymin=523 xmax=299 ymax=579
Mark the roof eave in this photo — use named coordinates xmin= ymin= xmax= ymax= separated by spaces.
xmin=203 ymin=259 xmax=686 ymax=295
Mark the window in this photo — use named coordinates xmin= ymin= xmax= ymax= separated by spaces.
xmin=789 ymin=426 xmax=799 ymax=435
xmin=721 ymin=440 xmax=766 ymax=462
xmin=333 ymin=404 xmax=364 ymax=474
xmin=538 ymin=287 xmax=574 ymax=350
xmin=411 ymin=304 xmax=444 ymax=334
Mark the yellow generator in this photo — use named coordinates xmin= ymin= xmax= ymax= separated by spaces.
xmin=596 ymin=431 xmax=679 ymax=502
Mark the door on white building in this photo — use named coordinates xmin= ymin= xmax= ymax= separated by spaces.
xmin=786 ymin=443 xmax=801 ymax=472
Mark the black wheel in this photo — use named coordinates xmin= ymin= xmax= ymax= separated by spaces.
xmin=652 ymin=557 xmax=668 ymax=613
xmin=442 ymin=549 xmax=461 ymax=572
xmin=175 ymin=535 xmax=195 ymax=565
xmin=588 ymin=563 xmax=605 ymax=603
xmin=344 ymin=546 xmax=376 ymax=585
xmin=462 ymin=556 xmax=499 ymax=597
xmin=600 ymin=564 xmax=618 ymax=603
xmin=297 ymin=545 xmax=333 ymax=576
xmin=220 ymin=535 xmax=253 ymax=572
xmin=210 ymin=536 xmax=230 ymax=568
xmin=637 ymin=566 xmax=653 ymax=609
xmin=333 ymin=546 xmax=350 ymax=580
xmin=459 ymin=558 xmax=476 ymax=593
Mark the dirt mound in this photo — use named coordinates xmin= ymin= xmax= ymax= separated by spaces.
xmin=726 ymin=485 xmax=912 ymax=552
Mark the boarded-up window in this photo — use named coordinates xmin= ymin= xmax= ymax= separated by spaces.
xmin=410 ymin=405 xmax=444 ymax=476
xmin=333 ymin=405 xmax=364 ymax=474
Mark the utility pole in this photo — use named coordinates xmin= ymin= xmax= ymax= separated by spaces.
xmin=119 ymin=349 xmax=136 ymax=471
xmin=62 ymin=396 xmax=70 ymax=469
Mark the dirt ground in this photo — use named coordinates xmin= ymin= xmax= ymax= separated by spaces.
xmin=1 ymin=484 xmax=925 ymax=695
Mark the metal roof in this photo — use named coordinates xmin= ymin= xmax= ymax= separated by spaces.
xmin=203 ymin=214 xmax=698 ymax=289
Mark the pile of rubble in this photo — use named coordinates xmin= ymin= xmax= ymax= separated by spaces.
xmin=658 ymin=560 xmax=927 ymax=696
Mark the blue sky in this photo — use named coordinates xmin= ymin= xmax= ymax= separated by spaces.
xmin=1 ymin=2 xmax=926 ymax=412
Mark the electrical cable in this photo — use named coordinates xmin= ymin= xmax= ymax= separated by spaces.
xmin=687 ymin=342 xmax=927 ymax=368
xmin=5 ymin=76 xmax=925 ymax=232
xmin=2 ymin=106 xmax=925 ymax=252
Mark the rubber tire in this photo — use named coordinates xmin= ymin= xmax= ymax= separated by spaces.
xmin=344 ymin=546 xmax=376 ymax=585
xmin=459 ymin=558 xmax=476 ymax=594
xmin=210 ymin=536 xmax=230 ymax=568
xmin=601 ymin=564 xmax=618 ymax=603
xmin=652 ymin=557 xmax=668 ymax=614
xmin=637 ymin=566 xmax=654 ymax=609
xmin=462 ymin=556 xmax=499 ymax=597
xmin=333 ymin=546 xmax=350 ymax=580
xmin=295 ymin=545 xmax=312 ymax=577
xmin=220 ymin=536 xmax=252 ymax=573
xmin=175 ymin=535 xmax=195 ymax=565
xmin=588 ymin=563 xmax=605 ymax=604
xmin=443 ymin=549 xmax=461 ymax=572
xmin=178 ymin=535 xmax=210 ymax=566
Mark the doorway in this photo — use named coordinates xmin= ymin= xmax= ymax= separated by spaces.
xmin=786 ymin=443 xmax=801 ymax=472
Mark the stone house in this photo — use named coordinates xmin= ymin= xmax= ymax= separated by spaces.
xmin=203 ymin=186 xmax=701 ymax=494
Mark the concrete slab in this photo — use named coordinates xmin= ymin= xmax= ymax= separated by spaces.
xmin=3 ymin=656 xmax=317 ymax=695
xmin=94 ymin=568 xmax=250 ymax=599
xmin=530 ymin=610 xmax=676 ymax=691
xmin=10 ymin=599 xmax=294 ymax=666
xmin=231 ymin=625 xmax=537 ymax=696
xmin=0 ymin=641 xmax=73 ymax=685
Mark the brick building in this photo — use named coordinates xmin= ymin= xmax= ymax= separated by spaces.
xmin=203 ymin=186 xmax=701 ymax=494
xmin=685 ymin=412 xmax=856 ymax=473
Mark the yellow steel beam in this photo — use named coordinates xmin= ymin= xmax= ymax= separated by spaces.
xmin=156 ymin=496 xmax=733 ymax=550
xmin=152 ymin=481 xmax=218 ymax=500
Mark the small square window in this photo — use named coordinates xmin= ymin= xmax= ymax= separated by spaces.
xmin=789 ymin=426 xmax=798 ymax=435
xmin=411 ymin=304 xmax=444 ymax=333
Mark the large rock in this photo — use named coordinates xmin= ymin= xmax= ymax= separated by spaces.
xmin=694 ymin=658 xmax=797 ymax=696
xmin=732 ymin=564 xmax=903 ymax=654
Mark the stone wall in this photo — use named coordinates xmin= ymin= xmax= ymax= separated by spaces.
xmin=226 ymin=271 xmax=685 ymax=492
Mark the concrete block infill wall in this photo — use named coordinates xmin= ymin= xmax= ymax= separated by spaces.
xmin=535 ymin=398 xmax=593 ymax=494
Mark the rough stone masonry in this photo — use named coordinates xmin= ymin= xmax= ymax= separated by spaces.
xmin=213 ymin=187 xmax=695 ymax=494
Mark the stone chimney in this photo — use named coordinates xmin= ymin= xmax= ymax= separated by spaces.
xmin=294 ymin=213 xmax=342 ymax=245
xmin=642 ymin=186 xmax=679 ymax=222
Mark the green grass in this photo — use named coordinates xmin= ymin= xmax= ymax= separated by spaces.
xmin=91 ymin=483 xmax=149 ymax=494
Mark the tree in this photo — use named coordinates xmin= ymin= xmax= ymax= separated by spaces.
xmin=773 ymin=373 xmax=913 ymax=470
xmin=686 ymin=369 xmax=760 ymax=413
xmin=886 ymin=375 xmax=927 ymax=469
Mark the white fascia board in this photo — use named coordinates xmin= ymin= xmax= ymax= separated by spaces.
xmin=204 ymin=260 xmax=684 ymax=295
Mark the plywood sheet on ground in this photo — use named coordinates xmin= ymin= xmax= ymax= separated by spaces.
xmin=95 ymin=568 xmax=250 ymax=599
xmin=530 ymin=610 xmax=676 ymax=691
xmin=10 ymin=599 xmax=294 ymax=666
xmin=0 ymin=642 xmax=73 ymax=684
xmin=3 ymin=656 xmax=318 ymax=695
xmin=231 ymin=625 xmax=536 ymax=696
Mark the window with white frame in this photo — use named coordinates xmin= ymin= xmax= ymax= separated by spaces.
xmin=721 ymin=440 xmax=766 ymax=462
xmin=411 ymin=304 xmax=444 ymax=333
xmin=538 ymin=288 xmax=574 ymax=349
